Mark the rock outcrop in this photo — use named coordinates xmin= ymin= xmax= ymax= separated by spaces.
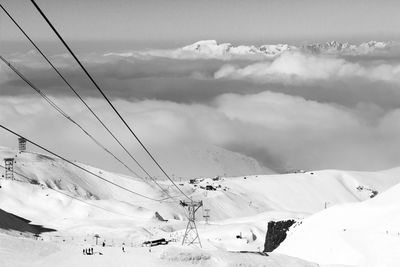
xmin=0 ymin=208 xmax=55 ymax=234
xmin=264 ymin=220 xmax=296 ymax=252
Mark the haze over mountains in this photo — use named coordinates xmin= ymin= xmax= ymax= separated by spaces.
xmin=104 ymin=40 xmax=395 ymax=60
xmin=1 ymin=39 xmax=400 ymax=177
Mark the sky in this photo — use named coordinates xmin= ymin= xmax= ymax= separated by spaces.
xmin=1 ymin=0 xmax=400 ymax=46
xmin=0 ymin=0 xmax=400 ymax=177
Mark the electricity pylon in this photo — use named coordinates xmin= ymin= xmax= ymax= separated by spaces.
xmin=180 ymin=200 xmax=202 ymax=247
xmin=203 ymin=208 xmax=210 ymax=224
xmin=4 ymin=158 xmax=14 ymax=180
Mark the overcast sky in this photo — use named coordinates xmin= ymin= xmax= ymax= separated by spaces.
xmin=1 ymin=0 xmax=400 ymax=177
xmin=1 ymin=0 xmax=400 ymax=46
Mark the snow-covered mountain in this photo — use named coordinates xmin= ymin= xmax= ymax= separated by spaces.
xmin=303 ymin=40 xmax=390 ymax=55
xmin=1 ymin=143 xmax=272 ymax=180
xmin=1 ymin=146 xmax=400 ymax=228
xmin=277 ymin=180 xmax=400 ymax=266
xmin=2 ymin=146 xmax=400 ymax=266
xmin=103 ymin=40 xmax=394 ymax=60
xmin=173 ymin=40 xmax=392 ymax=59
xmin=177 ymin=144 xmax=272 ymax=178
xmin=180 ymin=40 xmax=292 ymax=59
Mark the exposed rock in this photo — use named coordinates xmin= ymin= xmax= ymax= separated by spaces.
xmin=356 ymin=185 xmax=379 ymax=198
xmin=0 ymin=208 xmax=55 ymax=234
xmin=155 ymin=211 xmax=168 ymax=222
xmin=264 ymin=220 xmax=296 ymax=252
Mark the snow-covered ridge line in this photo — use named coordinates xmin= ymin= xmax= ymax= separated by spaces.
xmin=181 ymin=40 xmax=392 ymax=57
xmin=303 ymin=40 xmax=390 ymax=55
xmin=103 ymin=40 xmax=393 ymax=60
xmin=180 ymin=40 xmax=292 ymax=58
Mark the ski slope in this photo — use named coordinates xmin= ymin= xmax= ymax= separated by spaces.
xmin=2 ymin=147 xmax=400 ymax=226
xmin=0 ymin=232 xmax=322 ymax=267
xmin=1 ymin=147 xmax=400 ymax=266
xmin=276 ymin=181 xmax=400 ymax=267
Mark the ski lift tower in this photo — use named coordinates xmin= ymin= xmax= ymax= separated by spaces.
xmin=4 ymin=158 xmax=14 ymax=180
xmin=203 ymin=208 xmax=210 ymax=224
xmin=18 ymin=137 xmax=27 ymax=152
xmin=180 ymin=200 xmax=203 ymax=247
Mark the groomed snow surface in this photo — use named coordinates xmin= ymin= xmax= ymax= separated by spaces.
xmin=277 ymin=181 xmax=400 ymax=267
xmin=1 ymin=147 xmax=400 ymax=266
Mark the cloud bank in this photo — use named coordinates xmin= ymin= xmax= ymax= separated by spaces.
xmin=215 ymin=51 xmax=400 ymax=84
xmin=1 ymin=90 xmax=400 ymax=176
xmin=1 ymin=40 xmax=400 ymax=175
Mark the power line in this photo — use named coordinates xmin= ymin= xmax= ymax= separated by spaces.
xmin=29 ymin=0 xmax=191 ymax=201
xmin=0 ymin=3 xmax=172 ymax=199
xmin=0 ymin=54 xmax=142 ymax=180
xmin=0 ymin=164 xmax=135 ymax=218
xmin=0 ymin=124 xmax=167 ymax=202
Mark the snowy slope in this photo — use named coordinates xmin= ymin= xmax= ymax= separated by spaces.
xmin=141 ymin=144 xmax=274 ymax=179
xmin=1 ymin=143 xmax=271 ymax=181
xmin=276 ymin=182 xmax=400 ymax=267
xmin=0 ymin=146 xmax=399 ymax=233
xmin=0 ymin=232 xmax=321 ymax=267
xmin=1 ymin=147 xmax=399 ymax=225
xmin=179 ymin=144 xmax=273 ymax=177
xmin=0 ymin=208 xmax=54 ymax=234
xmin=2 ymin=146 xmax=400 ymax=265
xmin=2 ymin=145 xmax=400 ymax=266
xmin=2 ymin=146 xmax=400 ymax=220
xmin=193 ymin=168 xmax=400 ymax=221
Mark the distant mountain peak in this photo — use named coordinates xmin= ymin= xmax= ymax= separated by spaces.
xmin=302 ymin=40 xmax=391 ymax=55
xmin=102 ymin=40 xmax=394 ymax=60
xmin=178 ymin=40 xmax=392 ymax=59
xmin=180 ymin=40 xmax=292 ymax=59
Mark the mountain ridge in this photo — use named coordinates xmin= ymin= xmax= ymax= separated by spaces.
xmin=181 ymin=40 xmax=392 ymax=58
xmin=103 ymin=40 xmax=394 ymax=60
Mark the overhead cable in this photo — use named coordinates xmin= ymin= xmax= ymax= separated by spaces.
xmin=30 ymin=0 xmax=191 ymax=201
xmin=0 ymin=124 xmax=166 ymax=202
xmin=0 ymin=3 xmax=172 ymax=199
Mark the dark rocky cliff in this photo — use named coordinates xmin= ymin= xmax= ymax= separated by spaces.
xmin=264 ymin=220 xmax=296 ymax=252
xmin=0 ymin=208 xmax=55 ymax=234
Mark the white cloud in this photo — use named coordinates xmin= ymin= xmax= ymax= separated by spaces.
xmin=2 ymin=43 xmax=400 ymax=175
xmin=214 ymin=51 xmax=400 ymax=84
xmin=215 ymin=91 xmax=360 ymax=132
xmin=1 ymin=91 xmax=400 ymax=175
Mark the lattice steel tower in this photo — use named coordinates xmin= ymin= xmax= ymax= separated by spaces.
xmin=18 ymin=137 xmax=27 ymax=152
xmin=180 ymin=200 xmax=203 ymax=247
xmin=4 ymin=158 xmax=14 ymax=180
xmin=203 ymin=208 xmax=210 ymax=224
